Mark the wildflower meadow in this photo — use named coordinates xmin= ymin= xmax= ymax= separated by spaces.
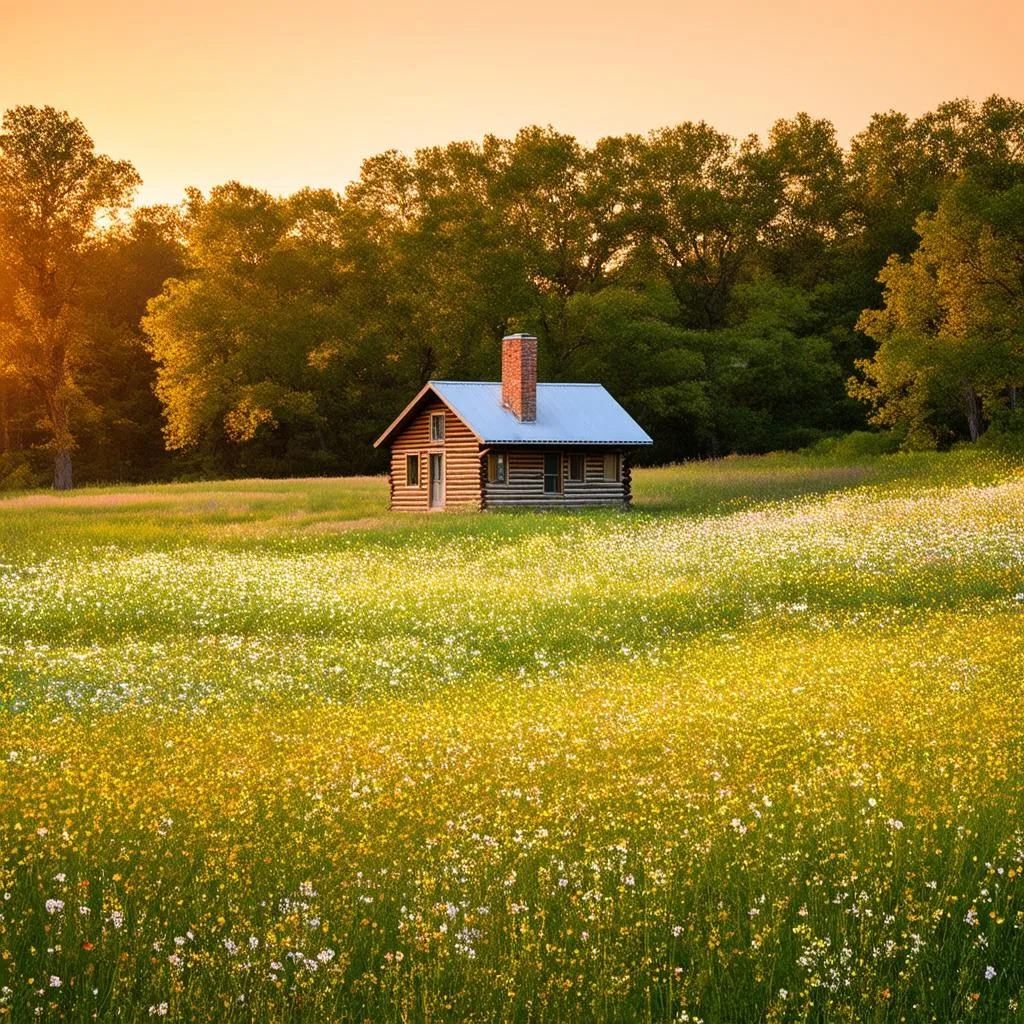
xmin=1 ymin=451 xmax=1023 ymax=1023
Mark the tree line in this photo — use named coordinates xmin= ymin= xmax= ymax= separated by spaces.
xmin=1 ymin=99 xmax=1022 ymax=489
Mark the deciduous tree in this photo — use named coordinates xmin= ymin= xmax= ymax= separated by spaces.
xmin=144 ymin=184 xmax=355 ymax=474
xmin=852 ymin=175 xmax=1024 ymax=445
xmin=0 ymin=105 xmax=139 ymax=489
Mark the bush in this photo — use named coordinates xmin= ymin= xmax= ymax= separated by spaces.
xmin=0 ymin=453 xmax=47 ymax=492
xmin=971 ymin=427 xmax=1024 ymax=455
xmin=802 ymin=429 xmax=903 ymax=460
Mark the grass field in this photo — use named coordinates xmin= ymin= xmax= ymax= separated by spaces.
xmin=1 ymin=450 xmax=1023 ymax=1023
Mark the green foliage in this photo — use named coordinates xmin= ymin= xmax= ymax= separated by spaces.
xmin=972 ymin=410 xmax=1024 ymax=454
xmin=144 ymin=185 xmax=358 ymax=474
xmin=698 ymin=279 xmax=841 ymax=453
xmin=852 ymin=156 xmax=1024 ymax=448
xmin=803 ymin=429 xmax=904 ymax=460
xmin=73 ymin=206 xmax=185 ymax=481
xmin=0 ymin=105 xmax=140 ymax=488
xmin=0 ymin=451 xmax=45 ymax=491
xmin=5 ymin=97 xmax=1024 ymax=484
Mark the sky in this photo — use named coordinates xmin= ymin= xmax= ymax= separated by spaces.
xmin=3 ymin=0 xmax=1023 ymax=207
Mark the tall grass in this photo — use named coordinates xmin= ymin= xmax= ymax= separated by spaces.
xmin=1 ymin=450 xmax=1023 ymax=1022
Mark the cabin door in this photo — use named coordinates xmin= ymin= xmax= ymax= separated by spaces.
xmin=429 ymin=453 xmax=444 ymax=508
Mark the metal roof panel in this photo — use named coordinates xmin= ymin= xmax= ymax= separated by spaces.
xmin=429 ymin=381 xmax=652 ymax=445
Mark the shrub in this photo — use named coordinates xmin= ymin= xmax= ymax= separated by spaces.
xmin=0 ymin=453 xmax=46 ymax=492
xmin=802 ymin=429 xmax=903 ymax=460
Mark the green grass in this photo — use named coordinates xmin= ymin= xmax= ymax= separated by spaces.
xmin=1 ymin=450 xmax=1023 ymax=1023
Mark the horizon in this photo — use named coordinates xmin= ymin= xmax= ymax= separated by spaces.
xmin=4 ymin=0 xmax=1023 ymax=207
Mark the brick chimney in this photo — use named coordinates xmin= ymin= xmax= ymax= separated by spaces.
xmin=501 ymin=333 xmax=538 ymax=422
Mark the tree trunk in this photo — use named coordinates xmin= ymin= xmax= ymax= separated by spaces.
xmin=46 ymin=390 xmax=74 ymax=491
xmin=963 ymin=382 xmax=982 ymax=442
xmin=0 ymin=379 xmax=9 ymax=454
xmin=54 ymin=447 xmax=73 ymax=491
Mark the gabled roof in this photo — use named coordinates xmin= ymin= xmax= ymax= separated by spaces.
xmin=374 ymin=381 xmax=653 ymax=448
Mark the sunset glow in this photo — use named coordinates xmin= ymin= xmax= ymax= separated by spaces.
xmin=4 ymin=0 xmax=1023 ymax=205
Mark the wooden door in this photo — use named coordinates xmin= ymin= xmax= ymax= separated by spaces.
xmin=429 ymin=453 xmax=444 ymax=508
xmin=543 ymin=451 xmax=561 ymax=494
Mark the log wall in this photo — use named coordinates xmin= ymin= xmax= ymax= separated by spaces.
xmin=388 ymin=398 xmax=483 ymax=511
xmin=483 ymin=449 xmax=627 ymax=509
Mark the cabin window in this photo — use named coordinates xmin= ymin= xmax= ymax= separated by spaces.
xmin=405 ymin=453 xmax=419 ymax=487
xmin=487 ymin=452 xmax=507 ymax=484
xmin=568 ymin=453 xmax=585 ymax=482
xmin=430 ymin=412 xmax=445 ymax=442
xmin=543 ymin=452 xmax=562 ymax=493
xmin=603 ymin=452 xmax=620 ymax=481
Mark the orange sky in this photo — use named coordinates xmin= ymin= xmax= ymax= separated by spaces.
xmin=3 ymin=0 xmax=1022 ymax=207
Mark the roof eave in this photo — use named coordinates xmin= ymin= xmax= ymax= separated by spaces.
xmin=480 ymin=438 xmax=653 ymax=445
xmin=374 ymin=382 xmax=436 ymax=448
xmin=374 ymin=382 xmax=484 ymax=448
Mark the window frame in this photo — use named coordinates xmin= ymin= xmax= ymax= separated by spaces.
xmin=568 ymin=453 xmax=585 ymax=483
xmin=405 ymin=453 xmax=419 ymax=487
xmin=543 ymin=451 xmax=562 ymax=494
xmin=602 ymin=452 xmax=620 ymax=482
xmin=487 ymin=451 xmax=507 ymax=485
xmin=430 ymin=412 xmax=446 ymax=442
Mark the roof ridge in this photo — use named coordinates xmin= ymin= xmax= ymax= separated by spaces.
xmin=430 ymin=380 xmax=603 ymax=387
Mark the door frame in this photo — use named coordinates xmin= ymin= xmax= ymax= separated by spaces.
xmin=429 ymin=451 xmax=445 ymax=509
xmin=543 ymin=450 xmax=562 ymax=495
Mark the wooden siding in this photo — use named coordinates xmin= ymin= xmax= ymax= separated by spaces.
xmin=483 ymin=449 xmax=627 ymax=509
xmin=388 ymin=398 xmax=482 ymax=511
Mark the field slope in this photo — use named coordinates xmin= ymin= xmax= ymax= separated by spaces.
xmin=1 ymin=452 xmax=1023 ymax=1023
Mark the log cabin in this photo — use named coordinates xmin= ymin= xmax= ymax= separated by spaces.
xmin=374 ymin=334 xmax=653 ymax=511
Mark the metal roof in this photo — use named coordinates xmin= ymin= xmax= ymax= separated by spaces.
xmin=429 ymin=381 xmax=653 ymax=445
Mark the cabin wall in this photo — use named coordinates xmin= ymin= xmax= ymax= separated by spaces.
xmin=483 ymin=449 xmax=627 ymax=509
xmin=388 ymin=398 xmax=482 ymax=511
